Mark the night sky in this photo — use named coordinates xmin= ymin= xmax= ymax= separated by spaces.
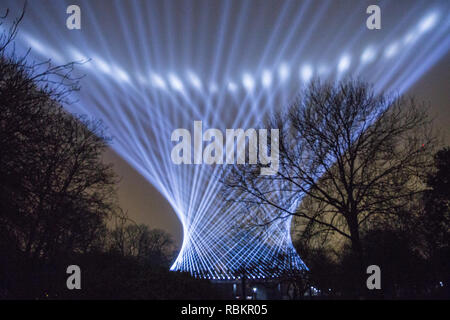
xmin=2 ymin=0 xmax=449 ymax=249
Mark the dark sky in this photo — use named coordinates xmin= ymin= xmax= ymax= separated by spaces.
xmin=103 ymin=147 xmax=183 ymax=244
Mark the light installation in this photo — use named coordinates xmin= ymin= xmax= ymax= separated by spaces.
xmin=3 ymin=0 xmax=449 ymax=279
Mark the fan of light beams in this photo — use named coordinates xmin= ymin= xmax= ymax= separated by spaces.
xmin=4 ymin=0 xmax=449 ymax=279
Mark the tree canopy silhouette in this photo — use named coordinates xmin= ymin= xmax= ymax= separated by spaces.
xmin=222 ymin=79 xmax=438 ymax=294
xmin=0 ymin=7 xmax=117 ymax=263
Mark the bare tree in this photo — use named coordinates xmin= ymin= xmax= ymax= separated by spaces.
xmin=222 ymin=79 xmax=437 ymax=292
xmin=0 ymin=7 xmax=116 ymax=261
xmin=107 ymin=211 xmax=174 ymax=266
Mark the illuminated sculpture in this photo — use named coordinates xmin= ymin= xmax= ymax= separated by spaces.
xmin=6 ymin=0 xmax=449 ymax=279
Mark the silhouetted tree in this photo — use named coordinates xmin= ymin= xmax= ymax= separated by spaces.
xmin=293 ymin=241 xmax=339 ymax=298
xmin=108 ymin=216 xmax=174 ymax=267
xmin=421 ymin=147 xmax=450 ymax=296
xmin=222 ymin=79 xmax=437 ymax=295
xmin=0 ymin=7 xmax=119 ymax=297
xmin=0 ymin=7 xmax=226 ymax=300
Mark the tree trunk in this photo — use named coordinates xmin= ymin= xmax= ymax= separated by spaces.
xmin=346 ymin=214 xmax=366 ymax=298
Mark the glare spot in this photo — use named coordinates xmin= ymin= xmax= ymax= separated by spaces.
xmin=278 ymin=62 xmax=290 ymax=82
xmin=403 ymin=32 xmax=418 ymax=45
xmin=92 ymin=56 xmax=111 ymax=74
xmin=168 ymin=73 xmax=184 ymax=91
xmin=242 ymin=73 xmax=255 ymax=91
xmin=384 ymin=42 xmax=399 ymax=58
xmin=300 ymin=64 xmax=313 ymax=82
xmin=70 ymin=48 xmax=88 ymax=62
xmin=361 ymin=46 xmax=376 ymax=63
xmin=261 ymin=70 xmax=272 ymax=88
xmin=23 ymin=35 xmax=46 ymax=55
xmin=187 ymin=71 xmax=202 ymax=90
xmin=228 ymin=81 xmax=237 ymax=93
xmin=151 ymin=73 xmax=166 ymax=89
xmin=22 ymin=34 xmax=63 ymax=64
xmin=418 ymin=12 xmax=438 ymax=33
xmin=114 ymin=66 xmax=130 ymax=83
xmin=338 ymin=55 xmax=351 ymax=73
